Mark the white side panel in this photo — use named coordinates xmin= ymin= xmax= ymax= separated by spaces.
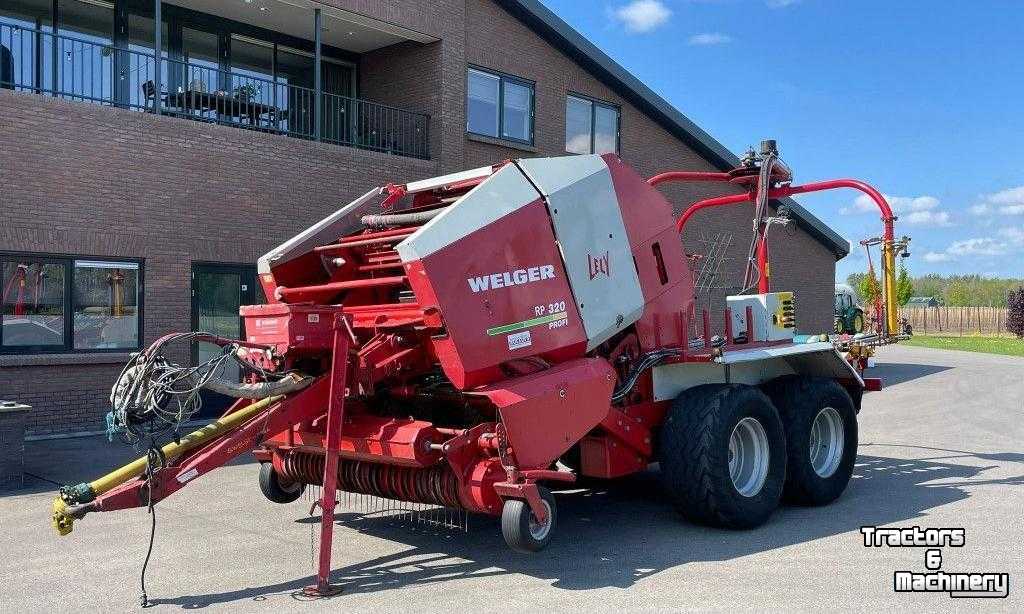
xmin=258 ymin=187 xmax=382 ymax=274
xmin=651 ymin=342 xmax=862 ymax=401
xmin=396 ymin=164 xmax=541 ymax=262
xmin=516 ymin=156 xmax=645 ymax=350
xmin=405 ymin=165 xmax=495 ymax=193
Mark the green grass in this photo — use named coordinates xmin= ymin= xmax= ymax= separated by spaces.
xmin=904 ymin=335 xmax=1024 ymax=357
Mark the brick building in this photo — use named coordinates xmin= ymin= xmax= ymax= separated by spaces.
xmin=0 ymin=0 xmax=847 ymax=436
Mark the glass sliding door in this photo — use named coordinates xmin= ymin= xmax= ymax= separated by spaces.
xmin=0 ymin=0 xmax=53 ymax=93
xmin=191 ymin=263 xmax=255 ymax=417
xmin=321 ymin=60 xmax=354 ymax=144
xmin=54 ymin=0 xmax=114 ymax=103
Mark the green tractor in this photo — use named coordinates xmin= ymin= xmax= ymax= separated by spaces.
xmin=834 ymin=284 xmax=866 ymax=334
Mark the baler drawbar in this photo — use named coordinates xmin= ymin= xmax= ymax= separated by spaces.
xmin=53 ymin=142 xmax=902 ymax=601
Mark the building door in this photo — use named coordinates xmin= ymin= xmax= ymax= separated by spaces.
xmin=190 ymin=262 xmax=256 ymax=417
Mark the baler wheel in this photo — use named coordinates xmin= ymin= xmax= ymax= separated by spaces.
xmin=658 ymin=384 xmax=786 ymax=529
xmin=258 ymin=462 xmax=305 ymax=504
xmin=761 ymin=376 xmax=858 ymax=505
xmin=501 ymin=487 xmax=557 ymax=553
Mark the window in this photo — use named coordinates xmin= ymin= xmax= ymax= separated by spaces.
xmin=565 ymin=94 xmax=620 ymax=154
xmin=467 ymin=67 xmax=534 ymax=144
xmin=1 ymin=255 xmax=142 ymax=353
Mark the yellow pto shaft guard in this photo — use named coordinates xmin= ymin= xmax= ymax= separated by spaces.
xmin=52 ymin=395 xmax=283 ymax=536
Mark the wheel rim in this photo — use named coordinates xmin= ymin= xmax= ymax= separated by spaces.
xmin=728 ymin=417 xmax=770 ymax=497
xmin=528 ymin=501 xmax=553 ymax=540
xmin=809 ymin=407 xmax=845 ymax=478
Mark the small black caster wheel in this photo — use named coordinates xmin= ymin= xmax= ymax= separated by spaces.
xmin=501 ymin=487 xmax=556 ymax=553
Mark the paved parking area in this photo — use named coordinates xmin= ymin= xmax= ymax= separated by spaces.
xmin=1 ymin=345 xmax=1021 ymax=612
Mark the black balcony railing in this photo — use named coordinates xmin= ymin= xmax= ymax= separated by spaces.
xmin=0 ymin=22 xmax=430 ymax=159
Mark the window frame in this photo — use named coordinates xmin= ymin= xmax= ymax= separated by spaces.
xmin=0 ymin=252 xmax=145 ymax=355
xmin=565 ymin=92 xmax=621 ymax=155
xmin=466 ymin=65 xmax=535 ymax=146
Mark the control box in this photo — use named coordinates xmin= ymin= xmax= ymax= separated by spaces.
xmin=726 ymin=292 xmax=796 ymax=342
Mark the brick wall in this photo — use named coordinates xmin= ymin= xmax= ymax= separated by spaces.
xmin=0 ymin=90 xmax=438 ymax=435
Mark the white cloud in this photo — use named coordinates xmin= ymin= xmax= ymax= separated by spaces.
xmin=923 ymin=251 xmax=952 ymax=263
xmin=998 ymin=226 xmax=1024 ymax=246
xmin=971 ymin=185 xmax=1024 ymax=216
xmin=921 ymin=234 xmax=1016 ymax=264
xmin=688 ymin=32 xmax=733 ymax=46
xmin=903 ymin=210 xmax=952 ymax=226
xmin=766 ymin=0 xmax=800 ymax=7
xmin=844 ymin=193 xmax=950 ymax=226
xmin=848 ymin=193 xmax=939 ymax=214
xmin=612 ymin=0 xmax=672 ymax=33
xmin=947 ymin=237 xmax=1009 ymax=257
xmin=987 ymin=185 xmax=1024 ymax=205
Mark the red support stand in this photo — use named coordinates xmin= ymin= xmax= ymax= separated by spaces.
xmin=304 ymin=315 xmax=349 ymax=597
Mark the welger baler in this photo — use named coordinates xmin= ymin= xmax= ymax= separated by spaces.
xmin=53 ymin=143 xmax=903 ymax=599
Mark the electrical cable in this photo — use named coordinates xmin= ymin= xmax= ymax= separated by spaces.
xmin=740 ymin=151 xmax=777 ymax=294
xmin=108 ymin=332 xmax=288 ymax=446
xmin=138 ymin=443 xmax=163 ymax=608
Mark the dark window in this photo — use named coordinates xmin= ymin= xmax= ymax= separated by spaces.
xmin=467 ymin=67 xmax=534 ymax=144
xmin=1 ymin=254 xmax=143 ymax=354
xmin=565 ymin=94 xmax=620 ymax=154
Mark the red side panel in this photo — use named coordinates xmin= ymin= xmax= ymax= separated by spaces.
xmin=404 ymin=200 xmax=587 ymax=389
xmin=475 ymin=357 xmax=615 ymax=470
xmin=603 ymin=154 xmax=695 ymax=350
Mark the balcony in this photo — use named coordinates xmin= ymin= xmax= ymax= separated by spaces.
xmin=0 ymin=2 xmax=432 ymax=159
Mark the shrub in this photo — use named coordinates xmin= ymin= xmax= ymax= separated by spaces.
xmin=1007 ymin=287 xmax=1024 ymax=339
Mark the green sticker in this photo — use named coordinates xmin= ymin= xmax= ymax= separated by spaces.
xmin=486 ymin=312 xmax=567 ymax=336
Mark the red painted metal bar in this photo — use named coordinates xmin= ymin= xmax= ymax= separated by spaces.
xmin=675 ymin=192 xmax=752 ymax=233
xmin=278 ymin=276 xmax=407 ymax=303
xmin=338 ymin=226 xmax=416 ymax=244
xmin=646 ymin=171 xmax=732 ymax=187
xmin=308 ymin=317 xmax=350 ymax=596
xmin=771 ymin=179 xmax=894 ymax=239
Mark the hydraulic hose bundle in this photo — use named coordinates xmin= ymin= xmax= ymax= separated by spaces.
xmin=107 ymin=332 xmax=310 ymax=445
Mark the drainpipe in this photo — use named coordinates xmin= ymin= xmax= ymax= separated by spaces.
xmin=153 ymin=0 xmax=162 ymax=114
xmin=314 ymin=8 xmax=322 ymax=141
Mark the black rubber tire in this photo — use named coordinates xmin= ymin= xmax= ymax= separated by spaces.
xmin=762 ymin=376 xmax=858 ymax=506
xmin=501 ymin=487 xmax=557 ymax=553
xmin=258 ymin=462 xmax=305 ymax=504
xmin=853 ymin=311 xmax=866 ymax=333
xmin=658 ymin=384 xmax=786 ymax=529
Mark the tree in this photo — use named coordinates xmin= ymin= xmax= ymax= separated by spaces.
xmin=946 ymin=279 xmax=970 ymax=307
xmin=896 ymin=265 xmax=914 ymax=305
xmin=1007 ymin=287 xmax=1024 ymax=339
xmin=857 ymin=268 xmax=881 ymax=306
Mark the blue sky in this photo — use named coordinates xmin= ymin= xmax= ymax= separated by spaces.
xmin=539 ymin=0 xmax=1024 ymax=281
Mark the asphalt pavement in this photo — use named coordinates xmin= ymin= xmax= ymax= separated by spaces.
xmin=1 ymin=344 xmax=1021 ymax=612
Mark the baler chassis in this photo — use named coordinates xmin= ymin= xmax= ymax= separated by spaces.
xmin=53 ymin=142 xmax=902 ymax=601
